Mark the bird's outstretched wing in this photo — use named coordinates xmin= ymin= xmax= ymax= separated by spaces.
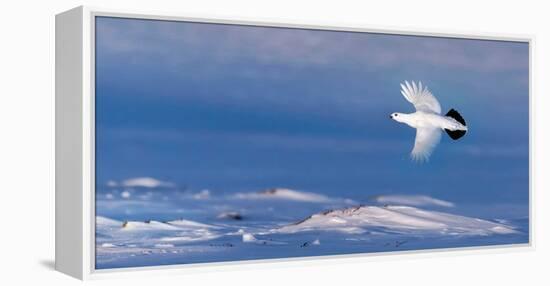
xmin=400 ymin=81 xmax=441 ymax=114
xmin=411 ymin=127 xmax=441 ymax=161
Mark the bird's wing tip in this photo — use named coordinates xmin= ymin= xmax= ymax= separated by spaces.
xmin=410 ymin=153 xmax=430 ymax=163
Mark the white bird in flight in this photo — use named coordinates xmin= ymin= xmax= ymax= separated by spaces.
xmin=391 ymin=81 xmax=468 ymax=161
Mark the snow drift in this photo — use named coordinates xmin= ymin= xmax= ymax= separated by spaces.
xmin=373 ymin=195 xmax=455 ymax=208
xmin=275 ymin=205 xmax=517 ymax=236
xmin=96 ymin=216 xmax=222 ymax=247
xmin=233 ymin=188 xmax=351 ymax=203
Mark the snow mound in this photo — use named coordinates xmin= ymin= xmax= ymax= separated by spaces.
xmin=233 ymin=188 xmax=333 ymax=203
xmin=102 ymin=218 xmax=218 ymax=232
xmin=166 ymin=219 xmax=218 ymax=229
xmin=242 ymin=233 xmax=257 ymax=242
xmin=217 ymin=212 xmax=244 ymax=220
xmin=96 ymin=216 xmax=222 ymax=249
xmin=242 ymin=233 xmax=286 ymax=245
xmin=373 ymin=195 xmax=454 ymax=208
xmin=154 ymin=243 xmax=175 ymax=248
xmin=121 ymin=220 xmax=181 ymax=231
xmin=121 ymin=177 xmax=175 ymax=188
xmin=275 ymin=205 xmax=517 ymax=236
xmin=192 ymin=189 xmax=211 ymax=200
xmin=96 ymin=216 xmax=123 ymax=227
xmin=159 ymin=227 xmax=221 ymax=243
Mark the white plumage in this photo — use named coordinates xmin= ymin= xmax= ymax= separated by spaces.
xmin=391 ymin=81 xmax=468 ymax=161
xmin=400 ymin=81 xmax=441 ymax=114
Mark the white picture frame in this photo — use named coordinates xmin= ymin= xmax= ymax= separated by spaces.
xmin=55 ymin=6 xmax=533 ymax=280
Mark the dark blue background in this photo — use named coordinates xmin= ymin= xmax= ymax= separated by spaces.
xmin=95 ymin=17 xmax=529 ymax=209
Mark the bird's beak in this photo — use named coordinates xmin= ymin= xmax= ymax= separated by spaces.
xmin=389 ymin=114 xmax=393 ymax=119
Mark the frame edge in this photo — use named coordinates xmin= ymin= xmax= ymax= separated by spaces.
xmin=55 ymin=6 xmax=85 ymax=280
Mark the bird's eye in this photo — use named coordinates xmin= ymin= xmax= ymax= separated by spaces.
xmin=394 ymin=114 xmax=398 ymax=117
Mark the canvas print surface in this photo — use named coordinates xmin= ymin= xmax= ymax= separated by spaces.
xmin=94 ymin=16 xmax=529 ymax=269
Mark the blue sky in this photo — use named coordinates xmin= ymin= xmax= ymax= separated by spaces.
xmin=95 ymin=17 xmax=529 ymax=207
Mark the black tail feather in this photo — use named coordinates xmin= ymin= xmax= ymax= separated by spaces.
xmin=444 ymin=109 xmax=467 ymax=140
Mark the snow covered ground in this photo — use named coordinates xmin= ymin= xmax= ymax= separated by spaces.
xmin=95 ymin=187 xmax=528 ymax=269
xmin=274 ymin=205 xmax=517 ymax=235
